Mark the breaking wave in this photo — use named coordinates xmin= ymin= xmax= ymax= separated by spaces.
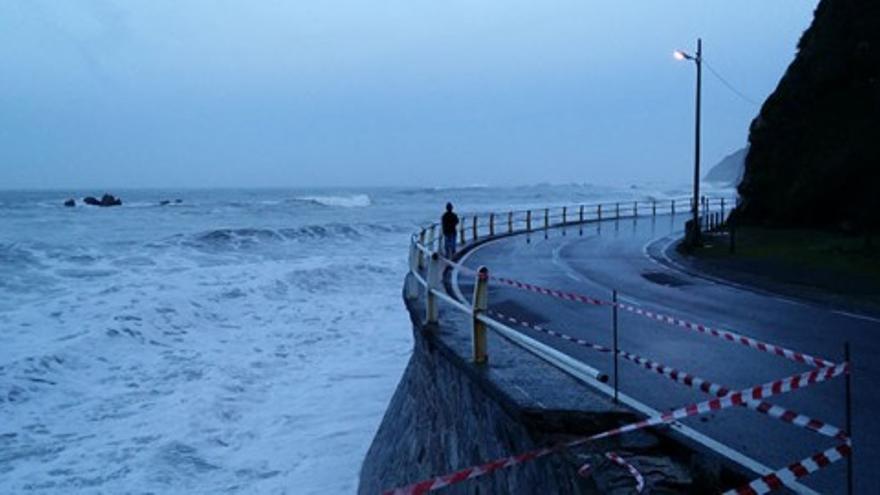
xmin=294 ymin=194 xmax=371 ymax=208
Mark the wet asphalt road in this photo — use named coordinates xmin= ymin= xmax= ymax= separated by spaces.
xmin=453 ymin=213 xmax=879 ymax=494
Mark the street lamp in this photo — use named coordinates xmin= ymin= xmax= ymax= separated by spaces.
xmin=675 ymin=38 xmax=702 ymax=247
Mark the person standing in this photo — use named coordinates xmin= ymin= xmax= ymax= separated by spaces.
xmin=441 ymin=203 xmax=460 ymax=258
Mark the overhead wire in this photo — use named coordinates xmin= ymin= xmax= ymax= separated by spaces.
xmin=702 ymin=58 xmax=761 ymax=107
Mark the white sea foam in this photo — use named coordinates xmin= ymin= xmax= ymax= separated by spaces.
xmin=0 ymin=184 xmax=670 ymax=494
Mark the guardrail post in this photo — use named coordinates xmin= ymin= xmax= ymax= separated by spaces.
xmin=544 ymin=208 xmax=549 ymax=229
xmin=425 ymin=252 xmax=442 ymax=325
xmin=562 ymin=206 xmax=567 ymax=225
xmin=671 ymin=199 xmax=676 ymax=215
xmin=417 ymin=230 xmax=426 ymax=269
xmin=471 ymin=216 xmax=477 ymax=241
xmin=460 ymin=218 xmax=465 ymax=245
xmin=845 ymin=341 xmax=854 ymax=495
xmin=405 ymin=241 xmax=420 ymax=299
xmin=633 ymin=201 xmax=638 ymax=217
xmin=612 ymin=289 xmax=619 ymax=404
xmin=597 ymin=204 xmax=602 ymax=221
xmin=579 ymin=205 xmax=584 ymax=223
xmin=615 ymin=203 xmax=620 ymax=220
xmin=489 ymin=213 xmax=495 ymax=236
xmin=508 ymin=212 xmax=513 ymax=233
xmin=526 ymin=210 xmax=532 ymax=232
xmin=472 ymin=266 xmax=489 ymax=364
xmin=652 ymin=201 xmax=656 ymax=217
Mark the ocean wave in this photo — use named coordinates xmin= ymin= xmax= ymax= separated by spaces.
xmin=185 ymin=223 xmax=389 ymax=250
xmin=294 ymin=194 xmax=371 ymax=208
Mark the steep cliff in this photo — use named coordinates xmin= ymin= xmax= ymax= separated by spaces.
xmin=737 ymin=0 xmax=880 ymax=231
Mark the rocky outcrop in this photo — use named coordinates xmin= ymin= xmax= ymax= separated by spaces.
xmin=63 ymin=199 xmax=76 ymax=207
xmin=83 ymin=194 xmax=122 ymax=207
xmin=736 ymin=0 xmax=880 ymax=232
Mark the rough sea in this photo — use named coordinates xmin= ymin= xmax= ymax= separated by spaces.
xmin=0 ymin=184 xmax=695 ymax=494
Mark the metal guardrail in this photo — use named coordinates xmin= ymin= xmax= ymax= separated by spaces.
xmin=401 ymin=194 xmax=828 ymax=495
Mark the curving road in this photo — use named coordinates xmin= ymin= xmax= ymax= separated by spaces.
xmin=452 ymin=212 xmax=879 ymax=494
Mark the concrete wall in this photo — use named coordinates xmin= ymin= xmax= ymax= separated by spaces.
xmin=359 ymin=278 xmax=743 ymax=494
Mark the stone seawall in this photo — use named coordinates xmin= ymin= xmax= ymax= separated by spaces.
xmin=358 ymin=277 xmax=745 ymax=494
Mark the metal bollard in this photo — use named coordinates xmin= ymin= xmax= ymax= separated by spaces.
xmin=508 ymin=211 xmax=513 ymax=233
xmin=526 ymin=210 xmax=532 ymax=232
xmin=425 ymin=253 xmax=443 ymax=325
xmin=489 ymin=213 xmax=495 ymax=236
xmin=472 ymin=216 xmax=478 ymax=241
xmin=472 ymin=266 xmax=489 ymax=364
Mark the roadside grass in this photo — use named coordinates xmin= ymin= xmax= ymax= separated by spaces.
xmin=686 ymin=227 xmax=880 ymax=307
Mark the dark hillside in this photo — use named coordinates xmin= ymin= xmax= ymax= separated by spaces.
xmin=737 ymin=0 xmax=880 ymax=232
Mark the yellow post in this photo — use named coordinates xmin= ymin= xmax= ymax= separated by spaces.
xmin=472 ymin=266 xmax=489 ymax=363
xmin=489 ymin=213 xmax=495 ymax=236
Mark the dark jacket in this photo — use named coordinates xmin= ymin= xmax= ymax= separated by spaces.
xmin=442 ymin=211 xmax=459 ymax=236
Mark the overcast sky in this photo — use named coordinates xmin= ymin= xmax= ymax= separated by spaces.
xmin=0 ymin=1 xmax=818 ymax=189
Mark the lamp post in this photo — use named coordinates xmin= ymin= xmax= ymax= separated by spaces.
xmin=675 ymin=38 xmax=702 ymax=247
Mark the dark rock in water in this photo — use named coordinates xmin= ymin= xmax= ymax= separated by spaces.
xmin=175 ymin=199 xmax=182 ymax=203
xmin=160 ymin=200 xmax=171 ymax=206
xmin=737 ymin=0 xmax=880 ymax=232
xmin=63 ymin=199 xmax=76 ymax=207
xmin=83 ymin=194 xmax=122 ymax=207
xmin=100 ymin=194 xmax=122 ymax=206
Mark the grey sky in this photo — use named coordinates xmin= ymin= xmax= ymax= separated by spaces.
xmin=0 ymin=1 xmax=817 ymax=189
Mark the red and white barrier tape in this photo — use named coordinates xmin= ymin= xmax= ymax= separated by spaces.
xmin=382 ymin=363 xmax=848 ymax=494
xmin=724 ymin=441 xmax=852 ymax=495
xmin=478 ymin=272 xmax=835 ymax=369
xmin=493 ymin=276 xmax=607 ymax=306
xmin=490 ymin=310 xmax=847 ymax=441
xmin=605 ymin=452 xmax=645 ymax=492
xmin=578 ymin=452 xmax=645 ymax=493
xmin=615 ymin=301 xmax=835 ymax=368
